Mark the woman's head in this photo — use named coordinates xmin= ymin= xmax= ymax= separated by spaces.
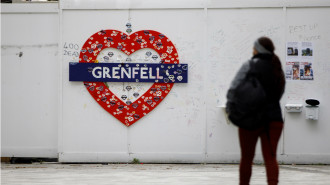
xmin=253 ymin=37 xmax=275 ymax=55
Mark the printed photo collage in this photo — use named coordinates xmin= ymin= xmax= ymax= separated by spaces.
xmin=286 ymin=42 xmax=313 ymax=80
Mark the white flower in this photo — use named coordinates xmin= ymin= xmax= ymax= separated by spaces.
xmin=128 ymin=116 xmax=134 ymax=122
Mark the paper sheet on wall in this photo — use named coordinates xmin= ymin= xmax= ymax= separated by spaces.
xmin=286 ymin=42 xmax=300 ymax=61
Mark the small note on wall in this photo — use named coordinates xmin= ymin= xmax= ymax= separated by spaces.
xmin=285 ymin=42 xmax=313 ymax=80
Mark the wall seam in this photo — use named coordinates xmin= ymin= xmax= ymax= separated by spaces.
xmin=281 ymin=6 xmax=288 ymax=156
xmin=58 ymin=2 xmax=64 ymax=161
xmin=203 ymin=7 xmax=209 ymax=163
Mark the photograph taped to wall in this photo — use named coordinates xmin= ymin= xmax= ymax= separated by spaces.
xmin=286 ymin=62 xmax=300 ymax=80
xmin=300 ymin=62 xmax=313 ymax=80
xmin=301 ymin=42 xmax=313 ymax=61
xmin=286 ymin=42 xmax=299 ymax=61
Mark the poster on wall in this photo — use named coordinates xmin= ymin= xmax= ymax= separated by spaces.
xmin=286 ymin=42 xmax=300 ymax=61
xmin=285 ymin=42 xmax=313 ymax=81
xmin=299 ymin=62 xmax=313 ymax=80
xmin=301 ymin=42 xmax=313 ymax=60
xmin=285 ymin=62 xmax=300 ymax=80
xmin=69 ymin=29 xmax=188 ymax=127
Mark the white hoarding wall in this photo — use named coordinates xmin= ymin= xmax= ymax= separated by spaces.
xmin=2 ymin=1 xmax=330 ymax=164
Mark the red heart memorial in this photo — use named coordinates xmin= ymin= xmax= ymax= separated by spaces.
xmin=70 ymin=30 xmax=188 ymax=126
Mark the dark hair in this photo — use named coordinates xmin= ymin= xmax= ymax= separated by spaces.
xmin=258 ymin=37 xmax=285 ymax=96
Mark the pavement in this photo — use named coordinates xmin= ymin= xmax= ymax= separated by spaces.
xmin=1 ymin=163 xmax=330 ymax=185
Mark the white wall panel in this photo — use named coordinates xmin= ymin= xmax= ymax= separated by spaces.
xmin=1 ymin=11 xmax=59 ymax=157
xmin=205 ymin=8 xmax=285 ymax=162
xmin=283 ymin=8 xmax=330 ymax=158
xmin=60 ymin=9 xmax=207 ymax=163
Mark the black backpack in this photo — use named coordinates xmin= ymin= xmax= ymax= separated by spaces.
xmin=226 ymin=60 xmax=267 ymax=130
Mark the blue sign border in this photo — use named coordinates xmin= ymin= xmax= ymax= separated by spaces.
xmin=69 ymin=62 xmax=188 ymax=83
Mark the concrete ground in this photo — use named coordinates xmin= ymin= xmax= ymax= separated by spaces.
xmin=1 ymin=163 xmax=330 ymax=185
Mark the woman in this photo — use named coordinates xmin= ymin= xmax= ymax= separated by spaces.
xmin=233 ymin=37 xmax=285 ymax=185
